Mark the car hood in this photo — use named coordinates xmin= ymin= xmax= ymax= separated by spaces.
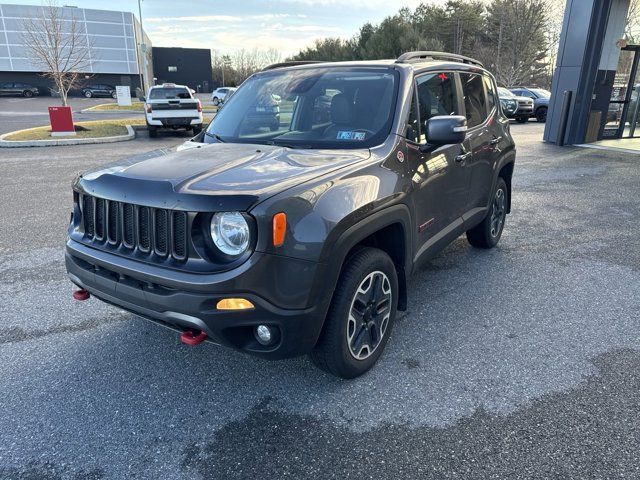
xmin=76 ymin=143 xmax=370 ymax=212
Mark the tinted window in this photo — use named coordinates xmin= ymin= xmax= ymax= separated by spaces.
xmin=206 ymin=67 xmax=398 ymax=149
xmin=483 ymin=75 xmax=497 ymax=112
xmin=529 ymin=88 xmax=550 ymax=98
xmin=460 ymin=73 xmax=487 ymax=128
xmin=517 ymin=89 xmax=535 ymax=98
xmin=149 ymin=87 xmax=191 ymax=99
xmin=413 ymin=72 xmax=459 ymax=142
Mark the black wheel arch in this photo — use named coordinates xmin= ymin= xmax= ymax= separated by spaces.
xmin=319 ymin=204 xmax=413 ymax=312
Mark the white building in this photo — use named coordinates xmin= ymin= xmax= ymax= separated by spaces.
xmin=0 ymin=3 xmax=152 ymax=93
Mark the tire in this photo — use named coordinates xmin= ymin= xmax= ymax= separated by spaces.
xmin=212 ymin=97 xmax=220 ymax=106
xmin=535 ymin=106 xmax=547 ymax=123
xmin=111 ymin=91 xmax=117 ymax=99
xmin=516 ymin=116 xmax=528 ymax=123
xmin=192 ymin=125 xmax=202 ymax=134
xmin=147 ymin=125 xmax=158 ymax=138
xmin=466 ymin=177 xmax=508 ymax=249
xmin=84 ymin=90 xmax=92 ymax=98
xmin=23 ymin=90 xmax=33 ymax=98
xmin=310 ymin=247 xmax=398 ymax=379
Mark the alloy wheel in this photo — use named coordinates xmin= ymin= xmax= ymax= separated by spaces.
xmin=347 ymin=271 xmax=392 ymax=360
xmin=490 ymin=187 xmax=506 ymax=238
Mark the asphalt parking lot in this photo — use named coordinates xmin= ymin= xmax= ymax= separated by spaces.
xmin=0 ymin=122 xmax=639 ymax=479
xmin=0 ymin=94 xmax=213 ymax=135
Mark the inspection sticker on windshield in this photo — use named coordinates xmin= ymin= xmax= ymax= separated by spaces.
xmin=337 ymin=131 xmax=366 ymax=141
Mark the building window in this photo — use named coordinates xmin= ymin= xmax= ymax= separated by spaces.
xmin=168 ymin=66 xmax=177 ymax=72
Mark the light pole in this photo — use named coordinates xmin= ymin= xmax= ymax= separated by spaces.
xmin=137 ymin=0 xmax=146 ymax=95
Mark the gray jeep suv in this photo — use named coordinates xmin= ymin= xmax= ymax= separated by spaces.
xmin=66 ymin=51 xmax=516 ymax=378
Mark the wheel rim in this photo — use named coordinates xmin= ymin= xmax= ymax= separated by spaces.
xmin=347 ymin=271 xmax=392 ymax=360
xmin=490 ymin=187 xmax=506 ymax=238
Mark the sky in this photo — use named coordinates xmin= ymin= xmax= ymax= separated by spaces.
xmin=14 ymin=0 xmax=437 ymax=56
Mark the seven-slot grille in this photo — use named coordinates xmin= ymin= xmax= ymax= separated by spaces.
xmin=81 ymin=194 xmax=188 ymax=260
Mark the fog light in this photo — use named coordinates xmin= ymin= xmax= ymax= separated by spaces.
xmin=216 ymin=298 xmax=254 ymax=310
xmin=255 ymin=325 xmax=273 ymax=345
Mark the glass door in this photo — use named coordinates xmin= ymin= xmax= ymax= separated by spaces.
xmin=604 ymin=46 xmax=640 ymax=139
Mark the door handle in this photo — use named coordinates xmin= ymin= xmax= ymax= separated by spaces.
xmin=489 ymin=136 xmax=502 ymax=146
xmin=455 ymin=152 xmax=472 ymax=163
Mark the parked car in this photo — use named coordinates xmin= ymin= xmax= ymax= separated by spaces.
xmin=497 ymin=87 xmax=533 ymax=123
xmin=497 ymin=88 xmax=518 ymax=117
xmin=509 ymin=86 xmax=550 ymax=122
xmin=66 ymin=52 xmax=515 ymax=378
xmin=0 ymin=82 xmax=39 ymax=97
xmin=211 ymin=87 xmax=237 ymax=106
xmin=81 ymin=84 xmax=118 ymax=99
xmin=143 ymin=83 xmax=203 ymax=137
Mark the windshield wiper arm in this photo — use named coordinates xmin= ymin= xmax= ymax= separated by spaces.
xmin=204 ymin=131 xmax=225 ymax=143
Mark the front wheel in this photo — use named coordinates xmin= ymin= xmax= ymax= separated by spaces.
xmin=466 ymin=177 xmax=508 ymax=249
xmin=311 ymin=247 xmax=398 ymax=379
xmin=111 ymin=91 xmax=117 ymax=99
xmin=23 ymin=90 xmax=33 ymax=98
xmin=84 ymin=90 xmax=92 ymax=98
xmin=212 ymin=97 xmax=220 ymax=106
xmin=535 ymin=107 xmax=547 ymax=123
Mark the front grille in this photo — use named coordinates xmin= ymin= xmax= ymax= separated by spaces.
xmin=80 ymin=194 xmax=188 ymax=260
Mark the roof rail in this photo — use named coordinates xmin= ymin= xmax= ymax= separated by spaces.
xmin=395 ymin=51 xmax=483 ymax=67
xmin=262 ymin=60 xmax=324 ymax=71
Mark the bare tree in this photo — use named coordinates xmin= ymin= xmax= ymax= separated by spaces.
xmin=625 ymin=0 xmax=640 ymax=42
xmin=21 ymin=1 xmax=93 ymax=106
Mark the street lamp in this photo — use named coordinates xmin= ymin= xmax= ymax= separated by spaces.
xmin=137 ymin=0 xmax=146 ymax=95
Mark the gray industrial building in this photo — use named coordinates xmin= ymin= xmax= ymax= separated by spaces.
xmin=545 ymin=0 xmax=639 ymax=146
xmin=0 ymin=3 xmax=153 ymax=93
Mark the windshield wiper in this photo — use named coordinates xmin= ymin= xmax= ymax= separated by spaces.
xmin=265 ymin=140 xmax=311 ymax=149
xmin=204 ymin=131 xmax=225 ymax=143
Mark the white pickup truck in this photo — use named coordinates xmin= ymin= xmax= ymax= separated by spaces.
xmin=144 ymin=84 xmax=203 ymax=137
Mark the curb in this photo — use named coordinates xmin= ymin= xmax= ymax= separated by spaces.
xmin=0 ymin=125 xmax=135 ymax=148
xmin=80 ymin=106 xmax=218 ymax=114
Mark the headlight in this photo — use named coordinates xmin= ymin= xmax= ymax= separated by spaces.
xmin=210 ymin=212 xmax=250 ymax=256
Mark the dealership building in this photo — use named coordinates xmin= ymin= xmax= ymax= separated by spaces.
xmin=0 ymin=3 xmax=213 ymax=94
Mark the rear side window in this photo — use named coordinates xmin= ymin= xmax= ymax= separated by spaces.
xmin=483 ymin=75 xmax=497 ymax=113
xmin=460 ymin=73 xmax=487 ymax=128
xmin=149 ymin=87 xmax=191 ymax=100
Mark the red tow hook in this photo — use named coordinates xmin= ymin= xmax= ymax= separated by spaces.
xmin=73 ymin=288 xmax=90 ymax=301
xmin=180 ymin=330 xmax=207 ymax=346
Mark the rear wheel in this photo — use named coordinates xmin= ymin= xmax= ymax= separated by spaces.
xmin=111 ymin=91 xmax=117 ymax=99
xmin=212 ymin=97 xmax=220 ymax=106
xmin=23 ymin=90 xmax=33 ymax=98
xmin=148 ymin=125 xmax=158 ymax=138
xmin=535 ymin=106 xmax=547 ymax=123
xmin=466 ymin=177 xmax=508 ymax=249
xmin=84 ymin=90 xmax=92 ymax=98
xmin=311 ymin=247 xmax=398 ymax=378
xmin=192 ymin=125 xmax=202 ymax=134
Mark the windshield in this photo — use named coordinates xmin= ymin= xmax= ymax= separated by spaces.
xmin=149 ymin=87 xmax=192 ymax=100
xmin=497 ymin=87 xmax=515 ymax=98
xmin=205 ymin=67 xmax=399 ymax=149
xmin=529 ymin=88 xmax=550 ymax=98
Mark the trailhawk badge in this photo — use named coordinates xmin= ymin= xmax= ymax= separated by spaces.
xmin=397 ymin=150 xmax=405 ymax=163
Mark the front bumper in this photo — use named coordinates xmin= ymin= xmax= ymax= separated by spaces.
xmin=66 ymin=239 xmax=330 ymax=359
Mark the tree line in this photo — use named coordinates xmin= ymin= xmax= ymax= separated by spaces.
xmin=290 ymin=0 xmax=555 ymax=87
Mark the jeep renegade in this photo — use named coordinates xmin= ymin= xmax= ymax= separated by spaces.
xmin=66 ymin=51 xmax=516 ymax=378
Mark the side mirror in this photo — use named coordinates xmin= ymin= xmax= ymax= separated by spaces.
xmin=424 ymin=115 xmax=468 ymax=147
xmin=139 ymin=96 xmax=146 ymax=102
